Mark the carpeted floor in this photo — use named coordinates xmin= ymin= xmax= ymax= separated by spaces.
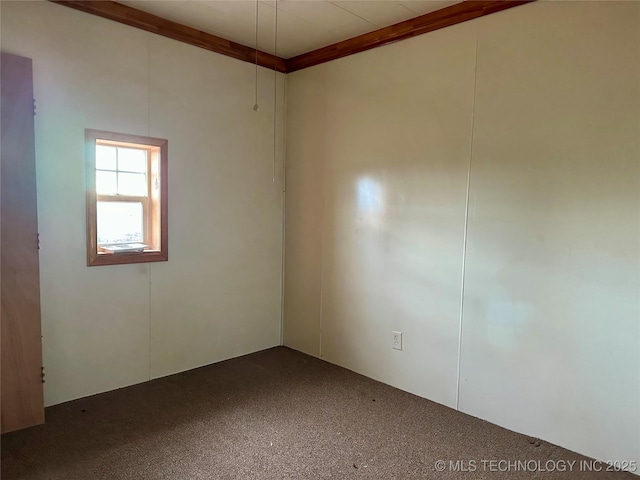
xmin=1 ymin=347 xmax=634 ymax=479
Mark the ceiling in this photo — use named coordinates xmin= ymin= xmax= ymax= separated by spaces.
xmin=118 ymin=0 xmax=461 ymax=59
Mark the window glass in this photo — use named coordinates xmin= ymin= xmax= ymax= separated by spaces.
xmin=97 ymin=201 xmax=144 ymax=245
xmin=117 ymin=172 xmax=147 ymax=196
xmin=96 ymin=171 xmax=117 ymax=195
xmin=96 ymin=145 xmax=117 ymax=170
xmin=118 ymin=148 xmax=147 ymax=173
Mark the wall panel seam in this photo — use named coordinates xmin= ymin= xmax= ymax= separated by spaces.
xmin=455 ymin=22 xmax=480 ymax=411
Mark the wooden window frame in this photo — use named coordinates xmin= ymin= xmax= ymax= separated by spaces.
xmin=86 ymin=129 xmax=168 ymax=267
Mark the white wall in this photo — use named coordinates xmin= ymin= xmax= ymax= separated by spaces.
xmin=284 ymin=0 xmax=639 ymax=468
xmin=2 ymin=0 xmax=638 ymax=467
xmin=459 ymin=1 xmax=639 ymax=466
xmin=1 ymin=0 xmax=285 ymax=406
xmin=285 ymin=18 xmax=477 ymax=408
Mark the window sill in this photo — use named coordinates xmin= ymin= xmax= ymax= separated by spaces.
xmin=88 ymin=249 xmax=168 ymax=267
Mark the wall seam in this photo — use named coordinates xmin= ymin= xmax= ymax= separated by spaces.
xmin=318 ymin=97 xmax=326 ymax=359
xmin=455 ymin=22 xmax=480 ymax=411
xmin=146 ymin=32 xmax=152 ymax=382
xmin=279 ymin=75 xmax=287 ymax=346
xmin=319 ymin=210 xmax=324 ymax=358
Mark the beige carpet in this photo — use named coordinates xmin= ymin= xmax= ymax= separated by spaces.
xmin=1 ymin=347 xmax=634 ymax=479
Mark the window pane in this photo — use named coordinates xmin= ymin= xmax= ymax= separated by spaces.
xmin=118 ymin=148 xmax=147 ymax=173
xmin=97 ymin=202 xmax=144 ymax=245
xmin=96 ymin=145 xmax=116 ymax=170
xmin=96 ymin=171 xmax=117 ymax=195
xmin=118 ymin=172 xmax=147 ymax=196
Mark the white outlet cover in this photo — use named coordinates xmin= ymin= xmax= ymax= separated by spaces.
xmin=392 ymin=331 xmax=403 ymax=350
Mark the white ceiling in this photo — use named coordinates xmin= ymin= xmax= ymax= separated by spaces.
xmin=118 ymin=0 xmax=460 ymax=58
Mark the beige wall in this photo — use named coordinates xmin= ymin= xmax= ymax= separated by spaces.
xmin=1 ymin=1 xmax=285 ymax=406
xmin=284 ymin=0 xmax=639 ymax=467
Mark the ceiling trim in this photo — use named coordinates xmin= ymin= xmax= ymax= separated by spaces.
xmin=49 ymin=1 xmax=533 ymax=74
xmin=286 ymin=0 xmax=533 ymax=73
xmin=49 ymin=1 xmax=288 ymax=73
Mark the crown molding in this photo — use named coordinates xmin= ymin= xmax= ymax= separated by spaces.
xmin=286 ymin=1 xmax=533 ymax=73
xmin=50 ymin=1 xmax=533 ymax=74
xmin=49 ymin=1 xmax=287 ymax=73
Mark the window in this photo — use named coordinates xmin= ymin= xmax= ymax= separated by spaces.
xmin=86 ymin=129 xmax=168 ymax=266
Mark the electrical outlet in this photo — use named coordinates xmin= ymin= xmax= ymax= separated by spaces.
xmin=392 ymin=331 xmax=403 ymax=351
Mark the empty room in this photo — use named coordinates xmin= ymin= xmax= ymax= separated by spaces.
xmin=1 ymin=0 xmax=638 ymax=478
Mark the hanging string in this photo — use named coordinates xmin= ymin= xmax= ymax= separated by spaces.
xmin=272 ymin=0 xmax=278 ymax=181
xmin=253 ymin=0 xmax=259 ymax=111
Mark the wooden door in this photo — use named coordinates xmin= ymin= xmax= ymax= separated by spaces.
xmin=1 ymin=52 xmax=45 ymax=433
